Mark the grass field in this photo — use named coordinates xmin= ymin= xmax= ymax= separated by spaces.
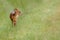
xmin=0 ymin=0 xmax=60 ymax=40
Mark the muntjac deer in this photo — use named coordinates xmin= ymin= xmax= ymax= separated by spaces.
xmin=10 ymin=8 xmax=21 ymax=26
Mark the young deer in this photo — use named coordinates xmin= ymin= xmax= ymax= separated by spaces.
xmin=10 ymin=8 xmax=21 ymax=26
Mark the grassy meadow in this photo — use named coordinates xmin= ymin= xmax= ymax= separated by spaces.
xmin=0 ymin=0 xmax=60 ymax=40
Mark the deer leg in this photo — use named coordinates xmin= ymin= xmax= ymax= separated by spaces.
xmin=13 ymin=19 xmax=16 ymax=26
xmin=14 ymin=21 xmax=16 ymax=26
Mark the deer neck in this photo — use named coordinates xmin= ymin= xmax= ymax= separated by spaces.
xmin=15 ymin=13 xmax=19 ymax=18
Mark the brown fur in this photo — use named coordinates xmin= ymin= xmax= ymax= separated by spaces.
xmin=10 ymin=8 xmax=21 ymax=26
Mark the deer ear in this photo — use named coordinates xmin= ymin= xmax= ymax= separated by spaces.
xmin=11 ymin=11 xmax=15 ymax=14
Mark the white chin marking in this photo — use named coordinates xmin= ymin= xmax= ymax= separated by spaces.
xmin=16 ymin=15 xmax=19 ymax=18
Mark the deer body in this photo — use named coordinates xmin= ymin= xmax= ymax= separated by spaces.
xmin=10 ymin=8 xmax=21 ymax=26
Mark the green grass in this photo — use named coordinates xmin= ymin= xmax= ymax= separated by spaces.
xmin=0 ymin=0 xmax=60 ymax=40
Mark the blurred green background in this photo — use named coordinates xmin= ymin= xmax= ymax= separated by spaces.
xmin=0 ymin=0 xmax=60 ymax=40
